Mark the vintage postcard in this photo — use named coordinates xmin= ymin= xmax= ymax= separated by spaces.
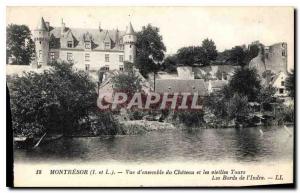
xmin=6 ymin=6 xmax=295 ymax=187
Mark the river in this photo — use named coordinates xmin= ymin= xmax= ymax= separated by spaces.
xmin=14 ymin=125 xmax=293 ymax=163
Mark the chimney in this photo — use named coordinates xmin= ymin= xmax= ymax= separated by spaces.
xmin=61 ymin=18 xmax=65 ymax=34
xmin=99 ymin=22 xmax=102 ymax=32
xmin=115 ymin=28 xmax=119 ymax=45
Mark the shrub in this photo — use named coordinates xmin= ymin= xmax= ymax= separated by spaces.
xmin=172 ymin=111 xmax=205 ymax=127
xmin=8 ymin=61 xmax=120 ymax=137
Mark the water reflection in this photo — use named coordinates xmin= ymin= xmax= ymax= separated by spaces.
xmin=233 ymin=128 xmax=265 ymax=162
xmin=14 ymin=125 xmax=293 ymax=163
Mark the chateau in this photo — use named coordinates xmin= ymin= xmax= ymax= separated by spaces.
xmin=33 ymin=17 xmax=136 ymax=71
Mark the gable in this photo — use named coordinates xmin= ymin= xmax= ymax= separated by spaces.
xmin=50 ymin=27 xmax=125 ymax=50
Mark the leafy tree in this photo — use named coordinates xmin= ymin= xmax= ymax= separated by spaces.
xmin=247 ymin=44 xmax=260 ymax=62
xmin=285 ymin=70 xmax=295 ymax=98
xmin=257 ymin=85 xmax=276 ymax=111
xmin=257 ymin=86 xmax=276 ymax=104
xmin=216 ymin=49 xmax=231 ymax=63
xmin=226 ymin=93 xmax=249 ymax=121
xmin=136 ymin=24 xmax=166 ymax=77
xmin=204 ymin=93 xmax=228 ymax=119
xmin=176 ymin=46 xmax=206 ymax=66
xmin=172 ymin=111 xmax=205 ymax=127
xmin=201 ymin=38 xmax=218 ymax=62
xmin=6 ymin=24 xmax=35 ymax=65
xmin=9 ymin=61 xmax=120 ymax=137
xmin=111 ymin=69 xmax=142 ymax=94
xmin=161 ymin=55 xmax=178 ymax=73
xmin=226 ymin=44 xmax=261 ymax=67
xmin=228 ymin=68 xmax=261 ymax=101
xmin=228 ymin=46 xmax=248 ymax=67
xmin=204 ymin=91 xmax=249 ymax=124
xmin=176 ymin=39 xmax=218 ymax=67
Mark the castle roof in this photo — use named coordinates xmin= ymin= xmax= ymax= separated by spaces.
xmin=36 ymin=17 xmax=48 ymax=31
xmin=125 ymin=22 xmax=135 ymax=35
xmin=49 ymin=27 xmax=126 ymax=50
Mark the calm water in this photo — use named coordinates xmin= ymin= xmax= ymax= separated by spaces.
xmin=14 ymin=125 xmax=293 ymax=163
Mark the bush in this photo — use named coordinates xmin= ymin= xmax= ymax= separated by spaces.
xmin=276 ymin=105 xmax=294 ymax=124
xmin=88 ymin=112 xmax=125 ymax=136
xmin=8 ymin=61 xmax=120 ymax=137
xmin=172 ymin=111 xmax=205 ymax=127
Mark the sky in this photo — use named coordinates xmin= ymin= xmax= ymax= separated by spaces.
xmin=6 ymin=6 xmax=294 ymax=69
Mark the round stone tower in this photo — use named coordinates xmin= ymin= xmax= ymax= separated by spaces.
xmin=123 ymin=22 xmax=137 ymax=63
xmin=34 ymin=17 xmax=49 ymax=68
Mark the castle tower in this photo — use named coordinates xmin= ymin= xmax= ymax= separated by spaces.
xmin=123 ymin=22 xmax=136 ymax=63
xmin=34 ymin=17 xmax=49 ymax=67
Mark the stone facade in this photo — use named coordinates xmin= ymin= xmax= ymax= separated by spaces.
xmin=33 ymin=17 xmax=136 ymax=72
xmin=249 ymin=41 xmax=288 ymax=75
xmin=248 ymin=41 xmax=290 ymax=98
xmin=264 ymin=43 xmax=288 ymax=74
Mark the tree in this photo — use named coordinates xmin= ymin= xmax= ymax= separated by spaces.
xmin=172 ymin=111 xmax=205 ymax=127
xmin=111 ymin=70 xmax=142 ymax=95
xmin=228 ymin=68 xmax=261 ymax=101
xmin=176 ymin=46 xmax=206 ymax=66
xmin=201 ymin=38 xmax=218 ymax=62
xmin=247 ymin=44 xmax=260 ymax=62
xmin=216 ymin=49 xmax=231 ymax=64
xmin=226 ymin=93 xmax=249 ymax=121
xmin=257 ymin=85 xmax=276 ymax=111
xmin=285 ymin=70 xmax=295 ymax=98
xmin=161 ymin=55 xmax=178 ymax=73
xmin=9 ymin=61 xmax=120 ymax=137
xmin=136 ymin=24 xmax=166 ymax=77
xmin=6 ymin=24 xmax=35 ymax=65
xmin=228 ymin=46 xmax=248 ymax=67
xmin=176 ymin=39 xmax=218 ymax=67
xmin=258 ymin=85 xmax=276 ymax=104
xmin=204 ymin=90 xmax=249 ymax=124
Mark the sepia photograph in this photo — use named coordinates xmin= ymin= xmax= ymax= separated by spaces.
xmin=6 ymin=6 xmax=295 ymax=187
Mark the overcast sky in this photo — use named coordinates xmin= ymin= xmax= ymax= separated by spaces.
xmin=7 ymin=6 xmax=294 ymax=69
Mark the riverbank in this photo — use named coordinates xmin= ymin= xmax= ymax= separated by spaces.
xmin=120 ymin=120 xmax=177 ymax=134
xmin=13 ymin=117 xmax=294 ymax=150
xmin=14 ymin=125 xmax=293 ymax=163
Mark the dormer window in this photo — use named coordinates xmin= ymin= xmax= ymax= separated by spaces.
xmin=85 ymin=42 xmax=91 ymax=49
xmin=104 ymin=42 xmax=110 ymax=49
xmin=67 ymin=41 xmax=73 ymax=48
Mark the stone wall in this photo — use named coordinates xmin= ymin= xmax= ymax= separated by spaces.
xmin=264 ymin=43 xmax=287 ymax=74
xmin=58 ymin=49 xmax=124 ymax=71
